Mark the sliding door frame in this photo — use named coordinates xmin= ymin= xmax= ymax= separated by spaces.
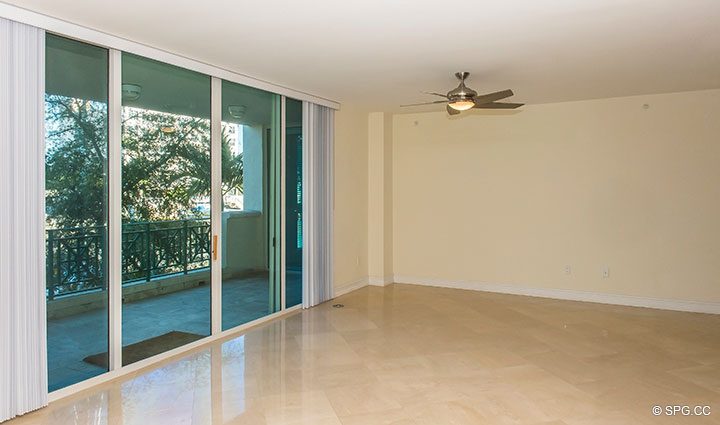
xmin=268 ymin=96 xmax=283 ymax=313
xmin=210 ymin=77 xmax=223 ymax=335
xmin=280 ymin=96 xmax=287 ymax=310
xmin=108 ymin=48 xmax=122 ymax=372
xmin=47 ymin=49 xmax=302 ymax=402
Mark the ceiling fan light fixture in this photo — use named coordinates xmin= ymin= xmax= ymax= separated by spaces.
xmin=448 ymin=100 xmax=475 ymax=111
xmin=228 ymin=105 xmax=247 ymax=119
xmin=121 ymin=83 xmax=142 ymax=101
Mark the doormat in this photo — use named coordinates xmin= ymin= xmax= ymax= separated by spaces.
xmin=83 ymin=331 xmax=205 ymax=368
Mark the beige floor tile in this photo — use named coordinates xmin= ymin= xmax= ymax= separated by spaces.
xmin=325 ymin=383 xmax=403 ymax=416
xmin=259 ymin=390 xmax=338 ymax=425
xmin=7 ymin=285 xmax=719 ymax=425
xmin=338 ymin=408 xmax=417 ymax=425
xmin=402 ymin=400 xmax=491 ymax=425
xmin=668 ymin=364 xmax=720 ymax=394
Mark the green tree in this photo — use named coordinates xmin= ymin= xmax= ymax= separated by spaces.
xmin=45 ymin=94 xmax=244 ymax=228
xmin=45 ymin=96 xmax=108 ymax=228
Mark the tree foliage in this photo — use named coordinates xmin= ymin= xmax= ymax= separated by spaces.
xmin=45 ymin=95 xmax=244 ymax=228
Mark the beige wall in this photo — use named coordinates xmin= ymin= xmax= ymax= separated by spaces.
xmin=367 ymin=112 xmax=394 ymax=284
xmin=392 ymin=89 xmax=720 ymax=303
xmin=383 ymin=113 xmax=394 ymax=279
xmin=334 ymin=105 xmax=370 ymax=291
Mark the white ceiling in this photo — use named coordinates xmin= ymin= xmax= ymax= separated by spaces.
xmin=5 ymin=0 xmax=720 ymax=111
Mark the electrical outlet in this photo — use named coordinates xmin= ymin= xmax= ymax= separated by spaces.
xmin=564 ymin=265 xmax=571 ymax=275
xmin=356 ymin=256 xmax=360 ymax=266
xmin=602 ymin=266 xmax=610 ymax=278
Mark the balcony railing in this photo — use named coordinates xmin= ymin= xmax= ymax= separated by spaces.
xmin=46 ymin=218 xmax=210 ymax=300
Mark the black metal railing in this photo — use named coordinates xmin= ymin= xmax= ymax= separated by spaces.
xmin=46 ymin=218 xmax=210 ymax=299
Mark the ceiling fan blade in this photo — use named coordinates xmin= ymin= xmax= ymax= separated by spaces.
xmin=400 ymin=100 xmax=447 ymax=107
xmin=473 ymin=102 xmax=524 ymax=109
xmin=422 ymin=91 xmax=449 ymax=99
xmin=446 ymin=104 xmax=460 ymax=115
xmin=473 ymin=89 xmax=514 ymax=105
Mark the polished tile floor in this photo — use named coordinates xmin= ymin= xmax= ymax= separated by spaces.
xmin=13 ymin=284 xmax=720 ymax=424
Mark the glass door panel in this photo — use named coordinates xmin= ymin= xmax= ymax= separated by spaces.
xmin=220 ymin=80 xmax=281 ymax=330
xmin=120 ymin=53 xmax=211 ymax=364
xmin=45 ymin=34 xmax=110 ymax=391
xmin=285 ymin=98 xmax=303 ymax=308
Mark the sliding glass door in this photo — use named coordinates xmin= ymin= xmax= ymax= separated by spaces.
xmin=45 ymin=34 xmax=110 ymax=391
xmin=220 ymin=80 xmax=281 ymax=330
xmin=44 ymin=37 xmax=303 ymax=391
xmin=120 ymin=53 xmax=211 ymax=364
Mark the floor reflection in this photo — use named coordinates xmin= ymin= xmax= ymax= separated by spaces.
xmin=15 ymin=284 xmax=716 ymax=424
xmin=48 ymin=271 xmax=302 ymax=392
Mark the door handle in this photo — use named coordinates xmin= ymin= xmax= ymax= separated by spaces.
xmin=213 ymin=235 xmax=218 ymax=261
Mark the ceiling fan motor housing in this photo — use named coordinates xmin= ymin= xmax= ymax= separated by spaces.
xmin=448 ymin=71 xmax=477 ymax=101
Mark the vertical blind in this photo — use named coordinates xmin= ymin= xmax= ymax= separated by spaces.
xmin=0 ymin=17 xmax=48 ymax=422
xmin=302 ymin=102 xmax=334 ymax=308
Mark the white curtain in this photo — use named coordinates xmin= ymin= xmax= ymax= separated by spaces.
xmin=0 ymin=17 xmax=48 ymax=422
xmin=302 ymin=103 xmax=334 ymax=308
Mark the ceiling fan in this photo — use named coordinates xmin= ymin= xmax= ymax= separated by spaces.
xmin=401 ymin=72 xmax=523 ymax=115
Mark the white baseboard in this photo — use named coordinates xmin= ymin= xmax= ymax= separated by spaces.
xmin=368 ymin=276 xmax=393 ymax=287
xmin=392 ymin=275 xmax=720 ymax=315
xmin=334 ymin=277 xmax=369 ymax=297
